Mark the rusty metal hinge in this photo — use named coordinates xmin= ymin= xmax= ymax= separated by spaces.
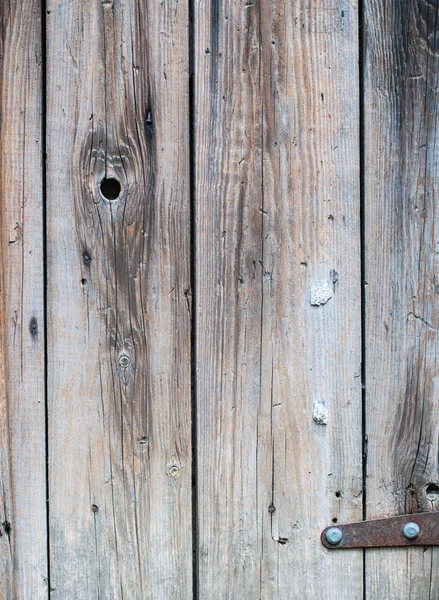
xmin=321 ymin=512 xmax=439 ymax=549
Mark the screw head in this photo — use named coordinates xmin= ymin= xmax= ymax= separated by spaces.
xmin=402 ymin=522 xmax=420 ymax=540
xmin=325 ymin=527 xmax=343 ymax=546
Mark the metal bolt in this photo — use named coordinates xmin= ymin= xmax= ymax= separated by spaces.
xmin=325 ymin=527 xmax=343 ymax=546
xmin=118 ymin=355 xmax=130 ymax=368
xmin=402 ymin=522 xmax=420 ymax=540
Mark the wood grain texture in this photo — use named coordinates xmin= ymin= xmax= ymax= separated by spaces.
xmin=195 ymin=0 xmax=363 ymax=597
xmin=0 ymin=2 xmax=47 ymax=598
xmin=364 ymin=0 xmax=439 ymax=597
xmin=46 ymin=0 xmax=191 ymax=597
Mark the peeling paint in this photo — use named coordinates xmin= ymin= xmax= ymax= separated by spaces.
xmin=310 ymin=282 xmax=333 ymax=306
xmin=313 ymin=401 xmax=328 ymax=425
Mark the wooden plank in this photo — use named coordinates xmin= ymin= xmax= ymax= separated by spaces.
xmin=0 ymin=2 xmax=47 ymax=598
xmin=364 ymin=0 xmax=439 ymax=597
xmin=195 ymin=0 xmax=363 ymax=597
xmin=46 ymin=0 xmax=191 ymax=597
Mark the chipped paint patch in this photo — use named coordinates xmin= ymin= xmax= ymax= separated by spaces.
xmin=313 ymin=401 xmax=328 ymax=425
xmin=310 ymin=281 xmax=333 ymax=306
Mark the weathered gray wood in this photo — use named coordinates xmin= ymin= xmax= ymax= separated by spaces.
xmin=0 ymin=3 xmax=47 ymax=598
xmin=364 ymin=0 xmax=439 ymax=597
xmin=46 ymin=0 xmax=191 ymax=597
xmin=195 ymin=1 xmax=363 ymax=597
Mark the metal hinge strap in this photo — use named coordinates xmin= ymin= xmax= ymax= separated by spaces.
xmin=321 ymin=512 xmax=439 ymax=549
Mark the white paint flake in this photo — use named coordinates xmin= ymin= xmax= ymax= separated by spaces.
xmin=310 ymin=281 xmax=333 ymax=306
xmin=313 ymin=401 xmax=328 ymax=426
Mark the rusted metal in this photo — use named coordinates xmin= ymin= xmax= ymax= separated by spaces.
xmin=321 ymin=512 xmax=439 ymax=549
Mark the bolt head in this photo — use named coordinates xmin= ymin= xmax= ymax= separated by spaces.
xmin=402 ymin=522 xmax=420 ymax=540
xmin=325 ymin=527 xmax=343 ymax=546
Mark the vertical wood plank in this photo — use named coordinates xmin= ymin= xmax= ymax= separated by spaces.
xmin=46 ymin=0 xmax=191 ymax=597
xmin=365 ymin=1 xmax=439 ymax=597
xmin=195 ymin=0 xmax=363 ymax=597
xmin=0 ymin=2 xmax=47 ymax=598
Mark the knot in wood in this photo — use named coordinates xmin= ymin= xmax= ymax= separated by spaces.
xmin=118 ymin=355 xmax=131 ymax=369
xmin=168 ymin=465 xmax=181 ymax=478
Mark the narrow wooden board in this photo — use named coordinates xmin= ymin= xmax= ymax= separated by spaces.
xmin=0 ymin=0 xmax=48 ymax=600
xmin=364 ymin=0 xmax=439 ymax=596
xmin=0 ymin=2 xmax=47 ymax=598
xmin=46 ymin=0 xmax=191 ymax=597
xmin=195 ymin=0 xmax=363 ymax=597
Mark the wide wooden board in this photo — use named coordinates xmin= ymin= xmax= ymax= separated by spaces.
xmin=46 ymin=0 xmax=191 ymax=597
xmin=195 ymin=0 xmax=363 ymax=597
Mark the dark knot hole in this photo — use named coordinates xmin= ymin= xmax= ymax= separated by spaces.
xmin=425 ymin=483 xmax=439 ymax=501
xmin=100 ymin=177 xmax=121 ymax=201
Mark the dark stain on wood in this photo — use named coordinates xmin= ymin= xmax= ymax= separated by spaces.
xmin=75 ymin=6 xmax=158 ymax=441
xmin=29 ymin=317 xmax=38 ymax=337
xmin=377 ymin=0 xmax=439 ymax=510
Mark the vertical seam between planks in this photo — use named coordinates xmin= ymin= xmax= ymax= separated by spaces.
xmin=41 ymin=0 xmax=51 ymax=596
xmin=189 ymin=0 xmax=199 ymax=594
xmin=358 ymin=0 xmax=367 ymax=598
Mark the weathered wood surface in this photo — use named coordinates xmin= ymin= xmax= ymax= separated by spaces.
xmin=364 ymin=0 xmax=439 ymax=597
xmin=195 ymin=0 xmax=363 ymax=597
xmin=0 ymin=2 xmax=47 ymax=598
xmin=46 ymin=0 xmax=191 ymax=597
xmin=1 ymin=0 xmax=439 ymax=596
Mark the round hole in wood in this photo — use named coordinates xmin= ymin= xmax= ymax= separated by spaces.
xmin=425 ymin=483 xmax=439 ymax=501
xmin=100 ymin=177 xmax=121 ymax=201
